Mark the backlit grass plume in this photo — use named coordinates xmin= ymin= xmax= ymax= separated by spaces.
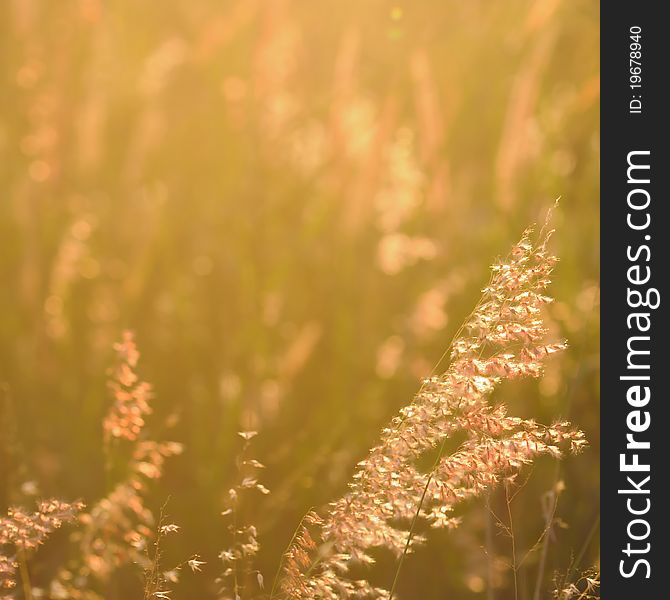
xmin=50 ymin=332 xmax=182 ymax=599
xmin=277 ymin=214 xmax=587 ymax=599
xmin=0 ymin=500 xmax=83 ymax=596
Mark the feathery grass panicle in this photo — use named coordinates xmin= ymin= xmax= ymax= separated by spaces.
xmin=0 ymin=500 xmax=84 ymax=553
xmin=553 ymin=567 xmax=600 ymax=600
xmin=50 ymin=333 xmax=182 ymax=599
xmin=142 ymin=503 xmax=203 ymax=600
xmin=0 ymin=499 xmax=83 ymax=597
xmin=277 ymin=214 xmax=587 ymax=599
xmin=217 ymin=431 xmax=270 ymax=600
xmin=103 ymin=331 xmax=152 ymax=444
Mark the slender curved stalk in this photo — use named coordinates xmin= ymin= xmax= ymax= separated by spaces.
xmin=18 ymin=548 xmax=34 ymax=600
xmin=505 ymin=483 xmax=518 ymax=600
xmin=388 ymin=436 xmax=449 ymax=599
xmin=485 ymin=493 xmax=496 ymax=600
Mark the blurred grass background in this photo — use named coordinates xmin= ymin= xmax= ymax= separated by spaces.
xmin=0 ymin=0 xmax=599 ymax=597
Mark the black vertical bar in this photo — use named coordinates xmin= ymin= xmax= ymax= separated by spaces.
xmin=601 ymin=3 xmax=668 ymax=598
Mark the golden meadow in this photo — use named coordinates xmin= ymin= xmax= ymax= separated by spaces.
xmin=0 ymin=1 xmax=599 ymax=598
